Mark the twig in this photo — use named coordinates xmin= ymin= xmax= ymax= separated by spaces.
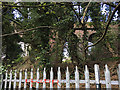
xmin=81 ymin=1 xmax=91 ymax=24
xmin=70 ymin=6 xmax=81 ymax=24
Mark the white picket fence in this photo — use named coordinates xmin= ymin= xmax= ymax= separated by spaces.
xmin=0 ymin=64 xmax=120 ymax=89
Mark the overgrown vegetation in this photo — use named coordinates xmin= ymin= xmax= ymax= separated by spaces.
xmin=1 ymin=2 xmax=120 ymax=74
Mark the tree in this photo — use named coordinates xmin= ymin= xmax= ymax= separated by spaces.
xmin=2 ymin=2 xmax=120 ymax=70
xmin=2 ymin=3 xmax=23 ymax=68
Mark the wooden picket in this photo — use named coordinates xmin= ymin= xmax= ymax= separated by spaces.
xmin=66 ymin=67 xmax=70 ymax=88
xmin=19 ymin=69 xmax=22 ymax=89
xmin=0 ymin=74 xmax=3 ymax=89
xmin=50 ymin=67 xmax=53 ymax=89
xmin=117 ymin=64 xmax=120 ymax=89
xmin=36 ymin=68 xmax=39 ymax=89
xmin=30 ymin=68 xmax=33 ymax=89
xmin=75 ymin=66 xmax=79 ymax=88
xmin=104 ymin=64 xmax=111 ymax=89
xmin=13 ymin=70 xmax=17 ymax=89
xmin=57 ymin=67 xmax=61 ymax=88
xmin=85 ymin=65 xmax=90 ymax=88
xmin=43 ymin=68 xmax=46 ymax=88
xmin=24 ymin=69 xmax=27 ymax=89
xmin=94 ymin=64 xmax=100 ymax=89
xmin=4 ymin=70 xmax=8 ymax=89
xmin=1 ymin=64 xmax=120 ymax=89
xmin=9 ymin=70 xmax=12 ymax=89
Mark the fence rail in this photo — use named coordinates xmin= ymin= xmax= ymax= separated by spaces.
xmin=0 ymin=64 xmax=120 ymax=89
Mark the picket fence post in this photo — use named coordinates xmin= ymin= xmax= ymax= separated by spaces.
xmin=85 ymin=65 xmax=90 ymax=89
xmin=4 ymin=70 xmax=8 ymax=89
xmin=30 ymin=68 xmax=33 ymax=89
xmin=36 ymin=68 xmax=39 ymax=89
xmin=24 ymin=69 xmax=27 ymax=89
xmin=104 ymin=64 xmax=111 ymax=89
xmin=66 ymin=67 xmax=70 ymax=88
xmin=117 ymin=64 xmax=120 ymax=89
xmin=0 ymin=74 xmax=3 ymax=89
xmin=13 ymin=70 xmax=17 ymax=89
xmin=75 ymin=66 xmax=79 ymax=89
xmin=50 ymin=67 xmax=53 ymax=89
xmin=43 ymin=68 xmax=46 ymax=88
xmin=19 ymin=69 xmax=22 ymax=89
xmin=9 ymin=70 xmax=12 ymax=90
xmin=57 ymin=67 xmax=61 ymax=89
xmin=94 ymin=64 xmax=101 ymax=90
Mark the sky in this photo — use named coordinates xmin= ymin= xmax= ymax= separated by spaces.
xmin=74 ymin=3 xmax=118 ymax=22
xmin=101 ymin=4 xmax=118 ymax=21
xmin=13 ymin=3 xmax=118 ymax=21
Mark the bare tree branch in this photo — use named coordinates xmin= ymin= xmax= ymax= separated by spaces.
xmin=2 ymin=3 xmax=79 ymax=8
xmin=70 ymin=6 xmax=81 ymax=24
xmin=1 ymin=26 xmax=55 ymax=37
xmin=85 ymin=3 xmax=120 ymax=50
xmin=81 ymin=1 xmax=91 ymax=24
xmin=3 ymin=4 xmax=55 ymax=8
